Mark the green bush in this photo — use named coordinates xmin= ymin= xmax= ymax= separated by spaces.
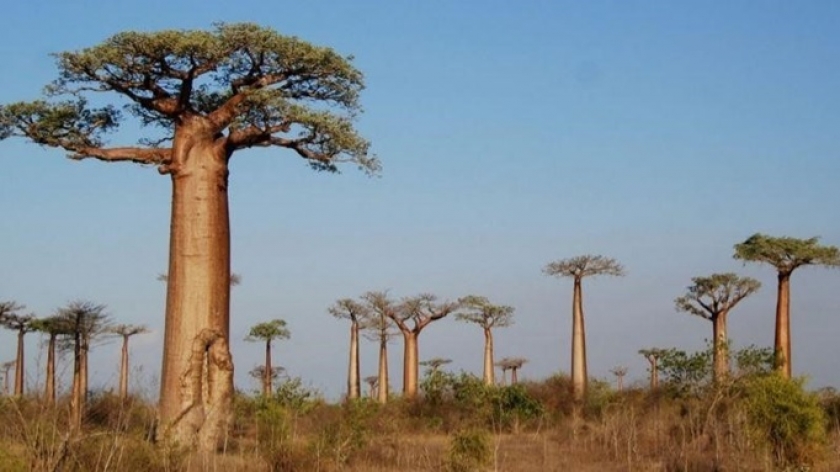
xmin=447 ymin=428 xmax=490 ymax=472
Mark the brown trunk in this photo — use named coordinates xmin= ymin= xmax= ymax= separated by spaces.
xmin=14 ymin=329 xmax=24 ymax=396
xmin=617 ymin=375 xmax=624 ymax=391
xmin=377 ymin=339 xmax=389 ymax=403
xmin=775 ymin=272 xmax=792 ymax=378
xmin=3 ymin=366 xmax=10 ymax=395
xmin=712 ymin=311 xmax=729 ymax=382
xmin=70 ymin=331 xmax=82 ymax=431
xmin=81 ymin=343 xmax=89 ymax=405
xmin=402 ymin=331 xmax=419 ymax=398
xmin=119 ymin=334 xmax=129 ymax=400
xmin=264 ymin=340 xmax=272 ymax=397
xmin=649 ymin=357 xmax=659 ymax=390
xmin=500 ymin=368 xmax=507 ymax=386
xmin=571 ymin=277 xmax=587 ymax=401
xmin=348 ymin=320 xmax=360 ymax=400
xmin=511 ymin=367 xmax=519 ymax=384
xmin=158 ymin=129 xmax=234 ymax=450
xmin=45 ymin=334 xmax=56 ymax=405
xmin=483 ymin=328 xmax=494 ymax=385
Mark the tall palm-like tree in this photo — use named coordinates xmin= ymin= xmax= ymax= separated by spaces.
xmin=245 ymin=319 xmax=290 ymax=397
xmin=31 ymin=316 xmax=72 ymax=405
xmin=1 ymin=302 xmax=34 ymax=397
xmin=329 ymin=298 xmax=370 ymax=400
xmin=456 ymin=295 xmax=514 ymax=385
xmin=110 ymin=324 xmax=149 ymax=400
xmin=544 ymin=255 xmax=625 ymax=401
xmin=734 ymin=234 xmax=840 ymax=378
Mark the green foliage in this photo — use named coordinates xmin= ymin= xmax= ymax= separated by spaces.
xmin=742 ymin=374 xmax=827 ymax=468
xmin=493 ymin=384 xmax=544 ymax=431
xmin=272 ymin=376 xmax=321 ymax=413
xmin=734 ymin=233 xmax=840 ymax=273
xmin=674 ymin=272 xmax=761 ymax=319
xmin=734 ymin=344 xmax=775 ymax=376
xmin=447 ymin=428 xmax=490 ymax=472
xmin=543 ymin=254 xmax=626 ymax=279
xmin=455 ymin=295 xmax=515 ymax=329
xmin=246 ymin=319 xmax=290 ymax=343
xmin=658 ymin=348 xmax=712 ymax=396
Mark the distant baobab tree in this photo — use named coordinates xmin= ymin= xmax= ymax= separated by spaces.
xmin=639 ymin=348 xmax=669 ymax=390
xmin=734 ymin=234 xmax=840 ymax=378
xmin=32 ymin=316 xmax=72 ymax=405
xmin=56 ymin=300 xmax=112 ymax=430
xmin=544 ymin=255 xmax=625 ymax=401
xmin=329 ymin=298 xmax=370 ymax=400
xmin=675 ymin=273 xmax=761 ymax=381
xmin=362 ymin=291 xmax=400 ymax=403
xmin=610 ymin=366 xmax=629 ymax=391
xmin=390 ymin=293 xmax=459 ymax=398
xmin=497 ymin=357 xmax=527 ymax=384
xmin=0 ymin=302 xmax=34 ymax=397
xmin=456 ymin=295 xmax=514 ymax=386
xmin=363 ymin=376 xmax=379 ymax=399
xmin=245 ymin=319 xmax=290 ymax=397
xmin=1 ymin=360 xmax=14 ymax=395
xmin=420 ymin=357 xmax=452 ymax=374
xmin=249 ymin=365 xmax=285 ymax=392
xmin=110 ymin=324 xmax=149 ymax=400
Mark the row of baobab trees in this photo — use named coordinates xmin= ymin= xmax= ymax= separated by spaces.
xmin=300 ymin=233 xmax=838 ymax=404
xmin=0 ymin=300 xmax=148 ymax=429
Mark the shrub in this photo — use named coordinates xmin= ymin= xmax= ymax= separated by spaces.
xmin=447 ymin=428 xmax=490 ymax=472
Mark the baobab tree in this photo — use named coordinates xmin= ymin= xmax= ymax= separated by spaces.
xmin=497 ymin=357 xmax=527 ymax=384
xmin=610 ymin=366 xmax=628 ymax=391
xmin=246 ymin=319 xmax=290 ymax=397
xmin=456 ymin=295 xmax=514 ymax=385
xmin=363 ymin=376 xmax=379 ymax=399
xmin=0 ymin=302 xmax=34 ymax=397
xmin=390 ymin=293 xmax=459 ymax=398
xmin=734 ymin=234 xmax=839 ymax=378
xmin=0 ymin=23 xmax=376 ymax=449
xmin=56 ymin=301 xmax=112 ymax=430
xmin=544 ymin=255 xmax=625 ymax=401
xmin=110 ymin=324 xmax=149 ymax=400
xmin=675 ymin=273 xmax=761 ymax=381
xmin=248 ymin=365 xmax=284 ymax=392
xmin=420 ymin=357 xmax=452 ymax=374
xmin=329 ymin=298 xmax=370 ymax=400
xmin=362 ymin=291 xmax=399 ymax=403
xmin=1 ymin=360 xmax=14 ymax=395
xmin=639 ymin=348 xmax=669 ymax=390
xmin=31 ymin=316 xmax=72 ymax=405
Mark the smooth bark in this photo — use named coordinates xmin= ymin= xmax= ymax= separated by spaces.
xmin=402 ymin=332 xmax=419 ymax=398
xmin=377 ymin=339 xmax=389 ymax=403
xmin=45 ymin=334 xmax=56 ymax=405
xmin=348 ymin=321 xmax=360 ymax=400
xmin=483 ymin=328 xmax=494 ymax=385
xmin=571 ymin=278 xmax=587 ymax=401
xmin=158 ymin=129 xmax=234 ymax=448
xmin=264 ymin=339 xmax=272 ymax=396
xmin=119 ymin=334 xmax=129 ymax=399
xmin=712 ymin=311 xmax=730 ymax=381
xmin=14 ymin=330 xmax=24 ymax=396
xmin=775 ymin=273 xmax=792 ymax=378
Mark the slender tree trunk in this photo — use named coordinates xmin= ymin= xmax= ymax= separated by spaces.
xmin=774 ymin=272 xmax=792 ymax=378
xmin=648 ymin=357 xmax=659 ymax=390
xmin=71 ymin=332 xmax=82 ymax=431
xmin=500 ymin=368 xmax=507 ymax=386
xmin=712 ymin=311 xmax=729 ymax=382
xmin=14 ymin=329 xmax=24 ymax=396
xmin=158 ymin=131 xmax=234 ymax=450
xmin=571 ymin=277 xmax=587 ymax=401
xmin=81 ymin=343 xmax=89 ymax=405
xmin=402 ymin=331 xmax=419 ymax=398
xmin=45 ymin=334 xmax=56 ymax=405
xmin=511 ymin=367 xmax=519 ymax=384
xmin=483 ymin=328 xmax=494 ymax=385
xmin=3 ymin=366 xmax=10 ymax=395
xmin=264 ymin=340 xmax=272 ymax=397
xmin=348 ymin=320 xmax=360 ymax=400
xmin=377 ymin=339 xmax=389 ymax=403
xmin=119 ymin=334 xmax=129 ymax=400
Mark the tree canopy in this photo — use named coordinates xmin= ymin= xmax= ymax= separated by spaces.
xmin=246 ymin=319 xmax=291 ymax=343
xmin=675 ymin=273 xmax=761 ymax=319
xmin=456 ymin=295 xmax=514 ymax=329
xmin=0 ymin=22 xmax=378 ymax=174
xmin=543 ymin=255 xmax=626 ymax=280
xmin=733 ymin=234 xmax=840 ymax=274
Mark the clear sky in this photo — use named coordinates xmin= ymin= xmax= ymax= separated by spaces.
xmin=1 ymin=1 xmax=838 ymax=399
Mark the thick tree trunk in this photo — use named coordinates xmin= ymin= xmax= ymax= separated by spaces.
xmin=377 ymin=340 xmax=389 ymax=403
xmin=774 ymin=272 xmax=792 ymax=378
xmin=571 ymin=278 xmax=587 ymax=401
xmin=45 ymin=334 xmax=56 ymax=405
xmin=648 ymin=357 xmax=659 ymax=390
xmin=348 ymin=320 xmax=360 ymax=400
xmin=14 ymin=330 xmax=24 ymax=396
xmin=402 ymin=331 xmax=419 ymax=398
xmin=712 ymin=311 xmax=729 ymax=382
xmin=264 ymin=341 xmax=272 ymax=397
xmin=119 ymin=334 xmax=129 ymax=400
xmin=483 ymin=328 xmax=494 ymax=385
xmin=158 ymin=131 xmax=234 ymax=450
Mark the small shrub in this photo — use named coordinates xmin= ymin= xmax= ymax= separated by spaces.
xmin=447 ymin=428 xmax=490 ymax=472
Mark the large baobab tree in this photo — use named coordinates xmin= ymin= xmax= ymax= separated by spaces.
xmin=675 ymin=273 xmax=761 ymax=381
xmin=56 ymin=300 xmax=111 ymax=430
xmin=734 ymin=234 xmax=840 ymax=378
xmin=390 ymin=293 xmax=459 ymax=398
xmin=456 ymin=295 xmax=514 ymax=386
xmin=329 ymin=298 xmax=370 ymax=400
xmin=362 ymin=291 xmax=399 ymax=403
xmin=497 ymin=357 xmax=527 ymax=384
xmin=544 ymin=255 xmax=625 ymax=401
xmin=0 ymin=302 xmax=34 ymax=397
xmin=0 ymin=23 xmax=376 ymax=449
xmin=32 ymin=316 xmax=72 ymax=405
xmin=110 ymin=324 xmax=149 ymax=400
xmin=610 ymin=366 xmax=628 ymax=391
xmin=246 ymin=319 xmax=290 ymax=397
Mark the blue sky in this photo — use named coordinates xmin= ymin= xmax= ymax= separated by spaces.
xmin=1 ymin=1 xmax=838 ymax=398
